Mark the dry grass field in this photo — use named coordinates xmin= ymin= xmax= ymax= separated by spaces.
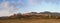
xmin=0 ymin=19 xmax=60 ymax=23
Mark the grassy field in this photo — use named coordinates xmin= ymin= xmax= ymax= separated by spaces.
xmin=0 ymin=19 xmax=60 ymax=23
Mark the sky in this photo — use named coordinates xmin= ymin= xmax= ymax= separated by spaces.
xmin=0 ymin=0 xmax=60 ymax=16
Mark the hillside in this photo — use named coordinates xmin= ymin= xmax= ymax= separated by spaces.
xmin=0 ymin=11 xmax=60 ymax=23
xmin=0 ymin=11 xmax=60 ymax=19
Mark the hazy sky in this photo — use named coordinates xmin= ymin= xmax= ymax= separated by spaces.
xmin=0 ymin=0 xmax=60 ymax=16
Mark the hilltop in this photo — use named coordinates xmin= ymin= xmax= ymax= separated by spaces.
xmin=0 ymin=11 xmax=60 ymax=19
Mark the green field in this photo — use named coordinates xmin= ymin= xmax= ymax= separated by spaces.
xmin=0 ymin=19 xmax=60 ymax=23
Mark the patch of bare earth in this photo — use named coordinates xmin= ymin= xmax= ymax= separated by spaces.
xmin=0 ymin=19 xmax=60 ymax=23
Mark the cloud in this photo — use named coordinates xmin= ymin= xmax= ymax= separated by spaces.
xmin=29 ymin=0 xmax=37 ymax=5
xmin=0 ymin=1 xmax=19 ymax=16
xmin=0 ymin=0 xmax=26 ymax=16
xmin=1 ymin=1 xmax=11 ymax=7
xmin=29 ymin=0 xmax=58 ymax=5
